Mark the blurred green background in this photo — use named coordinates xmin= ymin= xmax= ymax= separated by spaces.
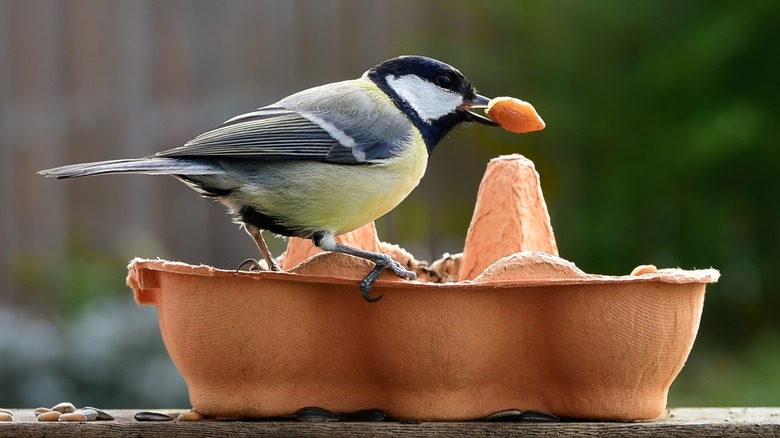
xmin=1 ymin=0 xmax=778 ymax=409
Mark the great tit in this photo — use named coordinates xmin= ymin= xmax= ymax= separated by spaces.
xmin=39 ymin=55 xmax=500 ymax=302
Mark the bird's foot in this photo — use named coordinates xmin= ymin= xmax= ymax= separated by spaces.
xmin=359 ymin=255 xmax=417 ymax=303
xmin=266 ymin=256 xmax=283 ymax=272
xmin=244 ymin=225 xmax=283 ymax=271
xmin=236 ymin=257 xmax=283 ymax=273
xmin=386 ymin=258 xmax=418 ymax=280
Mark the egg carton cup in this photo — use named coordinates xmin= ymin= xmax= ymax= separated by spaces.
xmin=128 ymin=154 xmax=718 ymax=421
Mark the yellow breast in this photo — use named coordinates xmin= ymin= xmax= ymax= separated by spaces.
xmin=230 ymin=130 xmax=428 ymax=237
xmin=331 ymin=129 xmax=428 ymax=235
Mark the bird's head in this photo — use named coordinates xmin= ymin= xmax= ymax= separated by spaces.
xmin=366 ymin=55 xmax=498 ymax=152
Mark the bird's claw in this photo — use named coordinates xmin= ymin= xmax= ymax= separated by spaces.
xmin=388 ymin=260 xmax=417 ymax=280
xmin=236 ymin=257 xmax=283 ymax=273
xmin=359 ymin=256 xmax=417 ymax=303
xmin=236 ymin=258 xmax=264 ymax=272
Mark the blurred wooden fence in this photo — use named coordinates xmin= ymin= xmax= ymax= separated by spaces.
xmin=0 ymin=0 xmax=467 ymax=300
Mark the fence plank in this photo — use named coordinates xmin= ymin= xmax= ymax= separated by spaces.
xmin=0 ymin=1 xmax=443 ymax=298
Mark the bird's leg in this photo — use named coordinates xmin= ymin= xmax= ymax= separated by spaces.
xmin=313 ymin=232 xmax=417 ymax=303
xmin=241 ymin=225 xmax=283 ymax=272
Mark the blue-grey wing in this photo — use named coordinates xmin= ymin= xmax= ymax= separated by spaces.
xmin=155 ymin=106 xmax=396 ymax=165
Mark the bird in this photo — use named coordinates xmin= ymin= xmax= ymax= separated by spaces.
xmin=39 ymin=55 xmax=501 ymax=302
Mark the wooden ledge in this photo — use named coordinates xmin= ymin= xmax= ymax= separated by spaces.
xmin=1 ymin=408 xmax=778 ymax=437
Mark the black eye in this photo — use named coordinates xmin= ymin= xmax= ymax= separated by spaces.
xmin=436 ymin=74 xmax=456 ymax=90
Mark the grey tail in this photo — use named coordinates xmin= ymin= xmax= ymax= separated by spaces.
xmin=38 ymin=157 xmax=222 ymax=179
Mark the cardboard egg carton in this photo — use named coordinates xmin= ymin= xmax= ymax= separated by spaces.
xmin=128 ymin=154 xmax=718 ymax=421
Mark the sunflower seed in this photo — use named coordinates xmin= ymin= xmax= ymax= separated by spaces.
xmin=59 ymin=412 xmax=88 ymax=422
xmin=483 ymin=409 xmax=525 ymax=422
xmin=76 ymin=409 xmax=98 ymax=421
xmin=520 ymin=410 xmax=560 ymax=422
xmin=177 ymin=411 xmax=203 ymax=421
xmin=51 ymin=402 xmax=77 ymax=414
xmin=482 ymin=409 xmax=560 ymax=422
xmin=37 ymin=411 xmax=61 ymax=422
xmin=83 ymin=406 xmax=114 ymax=421
xmin=134 ymin=411 xmax=174 ymax=421
xmin=295 ymin=407 xmax=340 ymax=422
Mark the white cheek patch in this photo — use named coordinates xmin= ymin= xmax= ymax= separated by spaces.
xmin=386 ymin=74 xmax=464 ymax=123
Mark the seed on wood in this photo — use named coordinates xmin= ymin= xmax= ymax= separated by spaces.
xmin=83 ymin=406 xmax=114 ymax=421
xmin=177 ymin=411 xmax=203 ymax=421
xmin=0 ymin=413 xmax=13 ymax=422
xmin=483 ymin=409 xmax=560 ymax=422
xmin=51 ymin=402 xmax=77 ymax=414
xmin=483 ymin=409 xmax=525 ymax=421
xmin=76 ymin=409 xmax=98 ymax=421
xmin=59 ymin=412 xmax=88 ymax=422
xmin=37 ymin=411 xmax=62 ymax=422
xmin=295 ymin=406 xmax=340 ymax=422
xmin=519 ymin=410 xmax=560 ymax=422
xmin=134 ymin=411 xmax=174 ymax=421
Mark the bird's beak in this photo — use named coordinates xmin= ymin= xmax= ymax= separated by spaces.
xmin=463 ymin=94 xmax=500 ymax=126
